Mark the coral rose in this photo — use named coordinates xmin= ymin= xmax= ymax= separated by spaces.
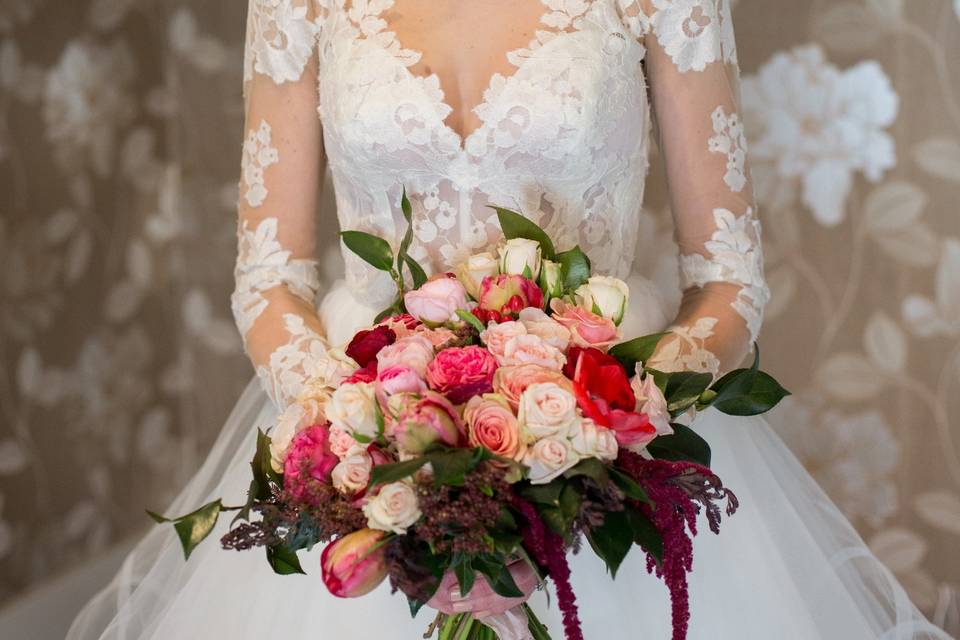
xmin=492 ymin=364 xmax=574 ymax=410
xmin=550 ymin=299 xmax=619 ymax=350
xmin=464 ymin=394 xmax=526 ymax=461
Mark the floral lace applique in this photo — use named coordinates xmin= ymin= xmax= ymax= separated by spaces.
xmin=679 ymin=207 xmax=769 ymax=341
xmin=244 ymin=0 xmax=320 ymax=87
xmin=647 ymin=317 xmax=721 ymax=375
xmin=241 ymin=120 xmax=279 ymax=207
xmin=231 ymin=217 xmax=321 ymax=339
xmin=255 ymin=313 xmax=332 ymax=407
xmin=707 ymin=106 xmax=747 ymax=193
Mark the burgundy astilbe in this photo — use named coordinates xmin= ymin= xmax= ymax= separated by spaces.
xmin=616 ymin=450 xmax=739 ymax=640
xmin=513 ymin=498 xmax=584 ymax=640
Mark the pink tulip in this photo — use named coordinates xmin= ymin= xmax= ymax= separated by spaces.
xmin=392 ymin=391 xmax=464 ymax=455
xmin=321 ymin=529 xmax=389 ymax=598
xmin=477 ymin=274 xmax=544 ymax=317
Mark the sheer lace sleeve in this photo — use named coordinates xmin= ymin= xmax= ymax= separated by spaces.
xmin=232 ymin=0 xmax=339 ymax=409
xmin=618 ymin=0 xmax=769 ymax=376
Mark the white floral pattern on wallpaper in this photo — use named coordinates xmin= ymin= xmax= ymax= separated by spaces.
xmin=0 ymin=1 xmax=958 ymax=634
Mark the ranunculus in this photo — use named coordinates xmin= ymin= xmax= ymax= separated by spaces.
xmin=523 ymin=436 xmax=580 ymax=484
xmin=392 ymin=391 xmax=464 ymax=454
xmin=568 ymin=418 xmax=619 ymax=461
xmin=426 ymin=345 xmax=498 ymax=404
xmin=608 ymin=409 xmax=657 ymax=450
xmin=321 ymin=529 xmax=389 ymax=598
xmin=501 ymin=334 xmax=566 ymax=370
xmin=403 ymin=274 xmax=469 ymax=324
xmin=283 ymin=423 xmax=339 ymax=504
xmin=376 ymin=365 xmax=427 ymax=408
xmin=376 ymin=334 xmax=436 ymax=377
xmin=498 ymin=237 xmax=542 ymax=279
xmin=331 ymin=445 xmax=374 ymax=494
xmin=574 ymin=275 xmax=630 ymax=326
xmin=566 ymin=347 xmax=635 ymax=411
xmin=464 ymin=394 xmax=526 ymax=461
xmin=631 ymin=367 xmax=673 ymax=436
xmin=326 ymin=382 xmax=380 ymax=441
xmin=479 ymin=321 xmax=527 ymax=361
xmin=477 ymin=274 xmax=544 ymax=318
xmin=550 ymin=299 xmax=620 ymax=350
xmin=328 ymin=425 xmax=357 ymax=459
xmin=517 ymin=307 xmax=570 ymax=351
xmin=538 ymin=259 xmax=563 ymax=302
xmin=363 ymin=481 xmax=422 ymax=534
xmin=456 ymin=252 xmax=500 ymax=299
xmin=269 ymin=400 xmax=325 ymax=473
xmin=492 ymin=364 xmax=574 ymax=410
xmin=346 ymin=325 xmax=397 ymax=367
xmin=519 ymin=382 xmax=579 ymax=440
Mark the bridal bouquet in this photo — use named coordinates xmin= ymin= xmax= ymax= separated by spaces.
xmin=150 ymin=193 xmax=789 ymax=640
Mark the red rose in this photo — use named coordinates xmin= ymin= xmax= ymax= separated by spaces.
xmin=426 ymin=346 xmax=499 ymax=405
xmin=346 ymin=325 xmax=396 ymax=367
xmin=344 ymin=361 xmax=377 ymax=384
xmin=565 ymin=347 xmax=635 ymax=411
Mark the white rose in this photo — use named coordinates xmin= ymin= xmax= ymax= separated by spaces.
xmin=518 ymin=307 xmax=571 ymax=351
xmin=519 ymin=382 xmax=578 ymax=440
xmin=524 ymin=436 xmax=580 ymax=484
xmin=498 ymin=237 xmax=542 ymax=279
xmin=363 ymin=481 xmax=422 ymax=534
xmin=456 ymin=252 xmax=500 ymax=299
xmin=326 ymin=382 xmax=379 ymax=440
xmin=501 ymin=334 xmax=566 ymax=370
xmin=569 ymin=418 xmax=619 ymax=461
xmin=269 ymin=400 xmax=323 ymax=473
xmin=538 ymin=259 xmax=563 ymax=300
xmin=631 ymin=369 xmax=673 ymax=436
xmin=331 ymin=447 xmax=373 ymax=493
xmin=574 ymin=276 xmax=630 ymax=326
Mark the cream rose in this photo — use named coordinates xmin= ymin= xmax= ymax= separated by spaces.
xmin=302 ymin=348 xmax=360 ymax=394
xmin=501 ymin=334 xmax=566 ymax=370
xmin=479 ymin=320 xmax=528 ymax=361
xmin=518 ymin=307 xmax=571 ymax=351
xmin=326 ymin=382 xmax=379 ymax=440
xmin=523 ymin=437 xmax=580 ymax=484
xmin=456 ymin=252 xmax=500 ymax=299
xmin=331 ymin=447 xmax=374 ymax=494
xmin=538 ymin=259 xmax=563 ymax=300
xmin=574 ymin=276 xmax=630 ymax=326
xmin=269 ymin=400 xmax=324 ymax=473
xmin=363 ymin=481 xmax=422 ymax=534
xmin=519 ymin=382 xmax=579 ymax=440
xmin=631 ymin=368 xmax=673 ymax=436
xmin=498 ymin=237 xmax=542 ymax=279
xmin=569 ymin=419 xmax=619 ymax=461
xmin=328 ymin=425 xmax=357 ymax=459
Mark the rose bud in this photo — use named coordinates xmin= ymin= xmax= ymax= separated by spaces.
xmin=574 ymin=276 xmax=630 ymax=326
xmin=456 ymin=252 xmax=500 ymax=299
xmin=538 ymin=259 xmax=563 ymax=303
xmin=392 ymin=391 xmax=464 ymax=455
xmin=498 ymin=237 xmax=542 ymax=280
xmin=403 ymin=274 xmax=470 ymax=324
xmin=321 ymin=529 xmax=389 ymax=598
xmin=477 ymin=274 xmax=544 ymax=317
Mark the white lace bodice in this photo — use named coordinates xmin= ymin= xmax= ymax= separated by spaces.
xmin=234 ymin=0 xmax=768 ymax=408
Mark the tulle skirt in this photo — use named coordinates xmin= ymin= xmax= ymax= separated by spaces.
xmin=67 ymin=278 xmax=953 ymax=640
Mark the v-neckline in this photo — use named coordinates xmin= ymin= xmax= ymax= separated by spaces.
xmin=360 ymin=0 xmax=556 ymax=156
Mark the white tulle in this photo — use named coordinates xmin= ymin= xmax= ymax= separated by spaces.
xmin=67 ymin=281 xmax=951 ymax=640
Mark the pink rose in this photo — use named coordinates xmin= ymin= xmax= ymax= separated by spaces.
xmin=492 ymin=364 xmax=573 ymax=410
xmin=631 ymin=369 xmax=673 ymax=436
xmin=425 ymin=346 xmax=498 ymax=404
xmin=283 ymin=423 xmax=339 ymax=506
xmin=518 ymin=307 xmax=571 ymax=351
xmin=403 ymin=274 xmax=469 ymax=324
xmin=376 ymin=334 xmax=436 ymax=377
xmin=321 ymin=529 xmax=389 ymax=598
xmin=331 ymin=446 xmax=373 ymax=494
xmin=549 ymin=299 xmax=620 ymax=351
xmin=464 ymin=394 xmax=526 ymax=461
xmin=328 ymin=425 xmax=358 ymax=459
xmin=479 ymin=320 xmax=527 ymax=361
xmin=376 ymin=365 xmax=427 ymax=406
xmin=476 ymin=274 xmax=544 ymax=320
xmin=608 ymin=409 xmax=657 ymax=450
xmin=392 ymin=391 xmax=464 ymax=454
xmin=501 ymin=334 xmax=566 ymax=370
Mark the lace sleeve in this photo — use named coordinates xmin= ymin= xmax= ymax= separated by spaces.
xmin=618 ymin=0 xmax=769 ymax=376
xmin=232 ymin=0 xmax=340 ymax=409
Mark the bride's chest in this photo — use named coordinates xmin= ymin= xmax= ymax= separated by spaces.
xmin=314 ymin=0 xmax=649 ymax=167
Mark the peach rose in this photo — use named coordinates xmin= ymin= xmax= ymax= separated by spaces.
xmin=464 ymin=394 xmax=526 ymax=461
xmin=492 ymin=364 xmax=574 ymax=410
xmin=523 ymin=436 xmax=580 ymax=484
xmin=501 ymin=334 xmax=566 ymax=370
xmin=518 ymin=307 xmax=571 ymax=351
xmin=331 ymin=446 xmax=374 ymax=494
xmin=479 ymin=320 xmax=527 ymax=361
xmin=328 ymin=425 xmax=358 ymax=459
xmin=549 ymin=299 xmax=620 ymax=351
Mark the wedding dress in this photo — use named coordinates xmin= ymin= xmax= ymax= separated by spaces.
xmin=67 ymin=1 xmax=952 ymax=638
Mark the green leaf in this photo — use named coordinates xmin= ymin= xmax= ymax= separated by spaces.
xmin=404 ymin=255 xmax=428 ymax=289
xmin=340 ymin=230 xmax=395 ymax=272
xmin=173 ymin=499 xmax=223 ymax=560
xmin=625 ymin=506 xmax=663 ymax=565
xmin=609 ymin=467 xmax=651 ymax=505
xmin=374 ymin=299 xmax=402 ymax=324
xmin=646 ymin=423 xmax=712 ymax=467
xmin=586 ymin=510 xmax=633 ymax=578
xmin=518 ymin=479 xmax=564 ymax=506
xmin=555 ymin=246 xmax=591 ymax=291
xmin=490 ymin=530 xmax=523 ymax=555
xmin=453 ymin=554 xmax=477 ymax=597
xmin=266 ymin=544 xmax=306 ymax=575
xmin=538 ymin=505 xmax=568 ymax=535
xmin=559 ymin=482 xmax=583 ymax=523
xmin=456 ymin=308 xmax=486 ymax=333
xmin=428 ymin=449 xmax=477 ymax=487
xmin=664 ymin=371 xmax=714 ymax=416
xmin=369 ymin=457 xmax=429 ymax=487
xmin=490 ymin=206 xmax=556 ymax=260
xmin=473 ymin=555 xmax=524 ymax=598
xmin=706 ymin=349 xmax=790 ymax=416
xmin=145 ymin=509 xmax=170 ymax=524
xmin=408 ymin=596 xmax=426 ymax=618
xmin=563 ymin=457 xmax=610 ymax=485
xmin=608 ymin=332 xmax=671 ymax=373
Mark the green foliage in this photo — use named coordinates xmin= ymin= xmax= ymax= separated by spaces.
xmin=663 ymin=371 xmax=714 ymax=416
xmin=266 ymin=544 xmax=306 ymax=575
xmin=704 ymin=346 xmax=791 ymax=415
xmin=490 ymin=206 xmax=557 ymax=260
xmin=340 ymin=230 xmax=395 ymax=272
xmin=645 ymin=423 xmax=712 ymax=467
xmin=609 ymin=332 xmax=670 ymax=372
xmin=586 ymin=510 xmax=634 ymax=578
xmin=147 ymin=499 xmax=224 ymax=560
xmin=555 ymin=245 xmax=591 ymax=291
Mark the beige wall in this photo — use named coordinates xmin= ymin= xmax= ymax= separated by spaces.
xmin=0 ymin=0 xmax=958 ymax=633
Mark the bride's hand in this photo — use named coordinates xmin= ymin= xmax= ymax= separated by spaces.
xmin=426 ymin=559 xmax=539 ymax=618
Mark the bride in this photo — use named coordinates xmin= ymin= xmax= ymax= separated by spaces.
xmin=67 ymin=1 xmax=952 ymax=638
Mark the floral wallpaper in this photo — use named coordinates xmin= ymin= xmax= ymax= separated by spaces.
xmin=0 ymin=0 xmax=957 ymax=634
